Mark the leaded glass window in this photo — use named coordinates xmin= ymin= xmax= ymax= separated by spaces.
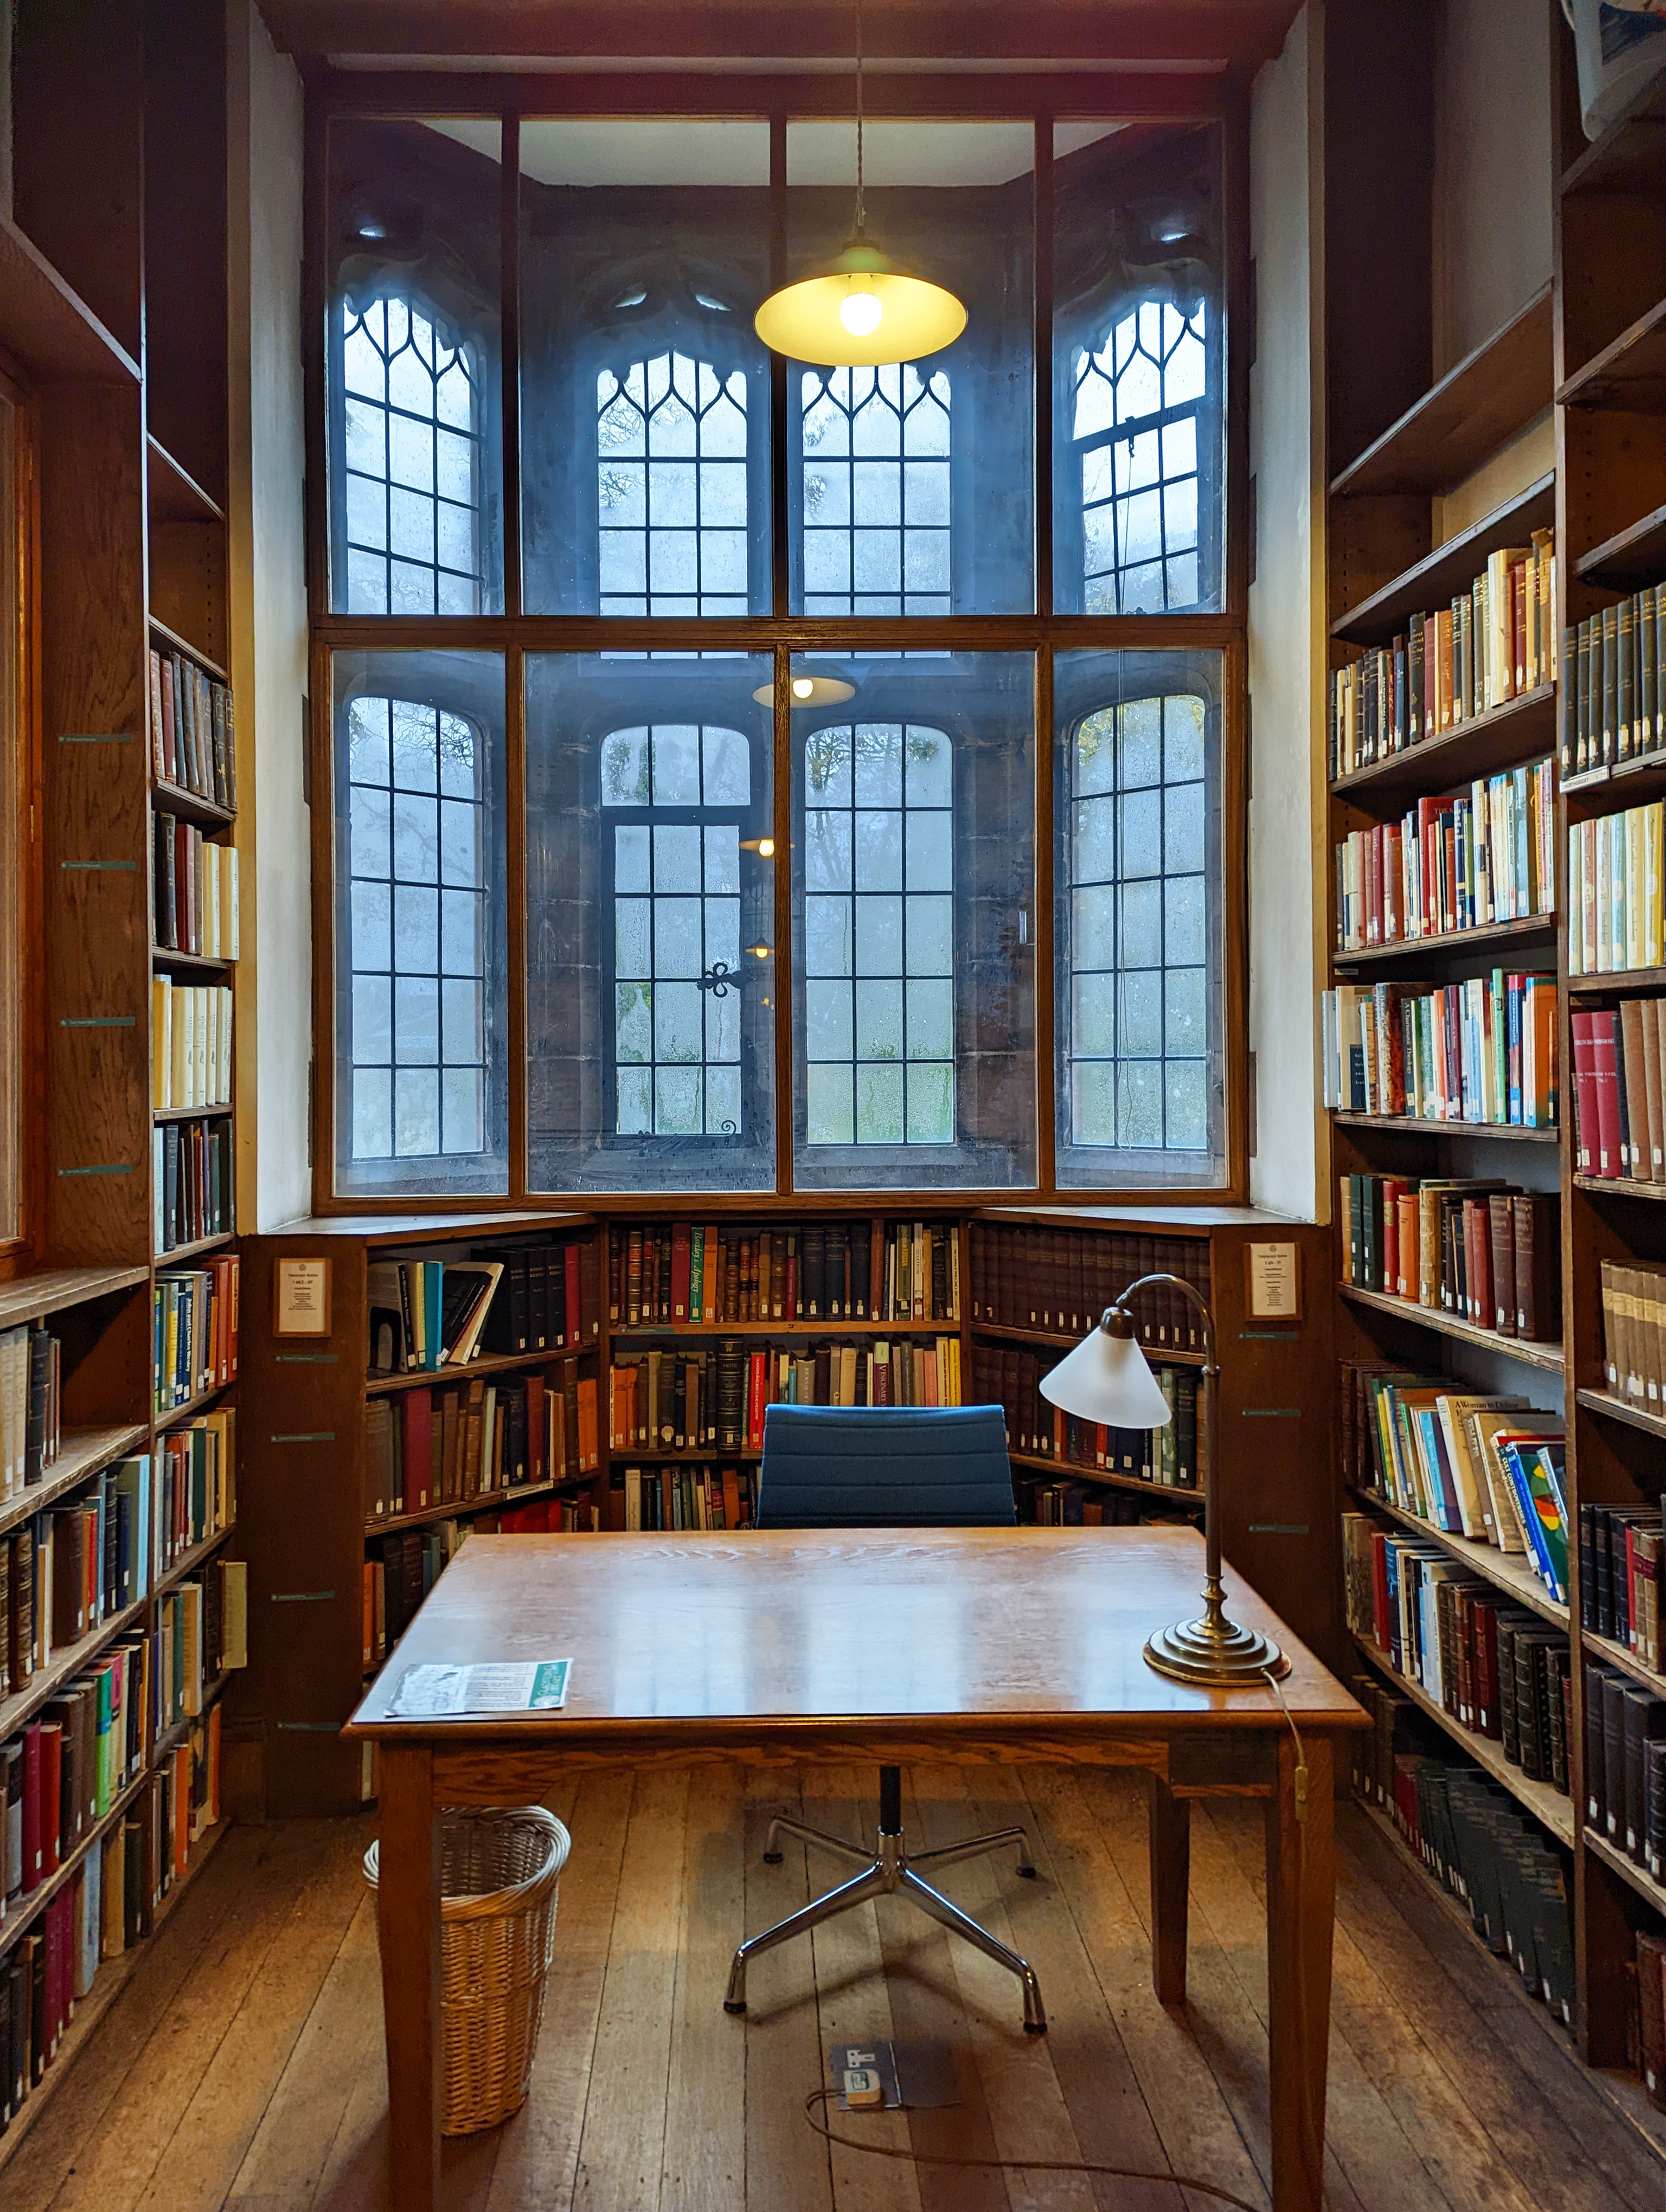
xmin=337 ymin=297 xmax=488 ymax=615
xmin=1065 ymin=691 xmax=1210 ymax=1155
xmin=343 ymin=695 xmax=491 ymax=1161
xmin=602 ymin=724 xmax=753 ymax=1136
xmin=799 ymin=367 xmax=952 ymax=616
xmin=598 ymin=355 xmax=751 ymax=616
xmin=802 ymin=722 xmax=954 ymax=1144
xmin=1072 ymin=301 xmax=1208 ymax=615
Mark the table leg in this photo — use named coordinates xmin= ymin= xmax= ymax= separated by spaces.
xmin=1265 ymin=1728 xmax=1336 ymax=2212
xmin=377 ymin=1745 xmax=441 ymax=2212
xmin=1146 ymin=1771 xmax=1190 ymax=2004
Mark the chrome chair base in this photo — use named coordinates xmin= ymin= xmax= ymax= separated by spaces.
xmin=724 ymin=1812 xmax=1047 ymax=2034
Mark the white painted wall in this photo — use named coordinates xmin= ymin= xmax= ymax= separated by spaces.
xmin=227 ymin=1 xmax=311 ymax=1229
xmin=1433 ymin=0 xmax=1553 ymax=375
xmin=1247 ymin=4 xmax=1326 ymax=1221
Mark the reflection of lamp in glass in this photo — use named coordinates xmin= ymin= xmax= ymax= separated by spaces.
xmin=752 ymin=8 xmax=966 ymax=369
xmin=1040 ymin=1275 xmax=1289 ymax=1685
xmin=751 ymin=675 xmax=855 ymax=709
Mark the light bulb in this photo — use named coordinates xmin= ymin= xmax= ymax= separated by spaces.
xmin=839 ymin=286 xmax=883 ymax=337
xmin=792 ymin=677 xmax=815 ymax=699
xmin=757 ymin=837 xmax=776 ymax=858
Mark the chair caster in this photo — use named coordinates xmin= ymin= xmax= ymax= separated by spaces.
xmin=1024 ymin=2018 xmax=1048 ymax=2035
xmin=1018 ymin=1864 xmax=1038 ymax=1878
xmin=723 ymin=1998 xmax=747 ymax=2014
xmin=762 ymin=1850 xmax=783 ymax=1864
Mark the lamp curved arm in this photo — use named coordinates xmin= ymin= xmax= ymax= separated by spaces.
xmin=1103 ymin=1271 xmax=1215 ymax=1375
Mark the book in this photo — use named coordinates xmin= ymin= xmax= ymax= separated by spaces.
xmin=1334 ymin=760 xmax=1555 ymax=950
xmin=1322 ymin=972 xmax=1558 ymax=1128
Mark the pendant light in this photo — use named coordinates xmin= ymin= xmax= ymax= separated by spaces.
xmin=753 ymin=8 xmax=966 ymax=369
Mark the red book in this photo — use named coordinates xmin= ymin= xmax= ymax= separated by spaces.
xmin=401 ymin=1388 xmax=432 ymax=1513
xmin=721 ymin=1467 xmax=741 ymax=1529
xmin=1571 ymin=1009 xmax=1601 ymax=1173
xmin=22 ymin=1721 xmax=43 ymax=1891
xmin=38 ymin=1721 xmax=62 ymax=1876
xmin=1592 ymin=1009 xmax=1625 ymax=1178
xmin=747 ymin=1352 xmax=766 ymax=1450
xmin=671 ymin=1223 xmax=691 ymax=1322
xmin=160 ymin=654 xmax=178 ymax=782
xmin=565 ymin=1245 xmax=582 ymax=1347
xmin=526 ymin=1374 xmax=545 ymax=1487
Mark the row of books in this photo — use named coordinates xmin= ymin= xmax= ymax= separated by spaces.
xmin=1329 ymin=532 xmax=1556 ymax=780
xmin=1020 ymin=1482 xmax=1201 ymax=1528
xmin=0 ymin=1326 xmax=60 ymax=1506
xmin=967 ymin=1224 xmax=1209 ymax=1351
xmin=1343 ymin=1515 xmax=1572 ymax=1789
xmin=1 ymin=1703 xmax=222 ymax=2133
xmin=149 ymin=645 xmax=236 ymax=812
xmin=363 ymin=1361 xmax=601 ymax=1523
xmin=151 ymin=982 xmax=234 ymax=1111
xmin=2 ymin=1457 xmax=157 ymax=1699
xmin=1586 ymin=1664 xmax=1665 ymax=1881
xmin=1337 ymin=1175 xmax=1561 ymax=1342
xmin=152 ymin=1257 xmax=239 ymax=1416
xmin=1566 ymin=802 xmax=1666 ymax=975
xmin=1341 ymin=1363 xmax=1568 ymax=1590
xmin=1332 ymin=761 xmax=1555 ymax=952
xmin=156 ymin=1411 xmax=236 ymax=1573
xmin=1571 ymin=1006 xmax=1666 ymax=1179
xmin=1349 ymin=1677 xmax=1574 ymax=2027
xmin=621 ymin=1464 xmax=757 ymax=1533
xmin=367 ymin=1245 xmax=603 ymax=1376
xmin=153 ymin=816 xmax=240 ymax=960
xmin=466 ymin=1239 xmax=600 ymax=1362
xmin=1598 ymin=1260 xmax=1666 ymax=1416
xmin=1322 ymin=974 xmax=1558 ymax=1127
xmin=1562 ymin=582 xmax=1666 ymax=778
xmin=1640 ymin=1932 xmax=1666 ymax=2113
xmin=607 ymin=1335 xmax=963 ymax=1455
xmin=1580 ymin=1500 xmax=1663 ymax=1672
xmin=152 ymin=1115 xmax=232 ymax=1258
xmin=607 ymin=1219 xmax=959 ymax=1329
xmin=970 ymin=1343 xmax=1199 ymax=1487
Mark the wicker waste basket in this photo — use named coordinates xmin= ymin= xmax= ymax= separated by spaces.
xmin=365 ymin=1805 xmax=570 ymax=2136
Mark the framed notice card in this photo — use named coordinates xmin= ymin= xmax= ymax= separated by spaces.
xmin=1245 ymin=1241 xmax=1301 ymax=1320
xmin=274 ymin=1256 xmax=332 ymax=1335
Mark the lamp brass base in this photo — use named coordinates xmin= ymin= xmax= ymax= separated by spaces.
xmin=1144 ymin=1613 xmax=1290 ymax=1686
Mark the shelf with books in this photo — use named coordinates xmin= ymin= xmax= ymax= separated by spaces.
xmin=155 ymin=1229 xmax=235 ymax=1268
xmin=0 ymin=1422 xmax=152 ymax=1543
xmin=1567 ymin=964 xmax=1666 ymax=996
xmin=972 ymin=1318 xmax=1202 ymax=1360
xmin=1582 ymin=1625 xmax=1666 ymax=1699
xmin=1584 ymin=1825 xmax=1666 ymax=1921
xmin=1352 ymin=1632 xmax=1576 ymax=1848
xmin=0 ymin=1763 xmax=152 ymax=1967
xmin=1349 ymin=1485 xmax=1568 ymax=1630
xmin=152 ymin=1103 xmax=233 ymax=1126
xmin=0 ymin=1589 xmax=149 ymax=1744
xmin=1574 ymin=500 xmax=1666 ymax=593
xmin=150 ymin=944 xmax=236 ymax=975
xmin=365 ymin=1345 xmax=596 ymax=1398
xmin=1332 ymin=1111 xmax=1559 ymax=1145
xmin=367 ymin=1478 xmax=565 ymax=1539
xmin=1575 ymin=1386 xmax=1666 ymax=1442
xmin=610 ymin=1316 xmax=960 ymax=1339
xmin=0 ymin=1265 xmax=150 ymax=1333
xmin=1572 ymin=1173 xmax=1666 ymax=1204
xmin=605 ymin=1448 xmax=761 ymax=1465
xmin=146 ymin=614 xmax=226 ymax=687
xmin=151 ymin=777 xmax=235 ymax=832
xmin=1008 ymin=1448 xmax=1200 ymax=1504
xmin=1557 ymin=295 xmax=1666 ymax=413
xmin=1330 ymin=684 xmax=1557 ymax=810
xmin=1338 ymin=1283 xmax=1565 ymax=1372
xmin=155 ymin=1377 xmax=234 ymax=1430
xmin=1331 ymin=474 xmax=1556 ymax=649
xmin=153 ymin=1522 xmax=235 ymax=1602
xmin=1329 ymin=287 xmax=1552 ymax=502
xmin=1333 ymin=915 xmax=1558 ymax=975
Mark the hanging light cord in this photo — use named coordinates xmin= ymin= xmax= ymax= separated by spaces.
xmin=854 ymin=0 xmax=866 ymax=235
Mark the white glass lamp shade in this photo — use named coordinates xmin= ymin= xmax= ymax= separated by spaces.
xmin=1040 ymin=1324 xmax=1173 ymax=1430
xmin=750 ymin=674 xmax=856 ymax=708
xmin=754 ymin=240 xmax=966 ymax=368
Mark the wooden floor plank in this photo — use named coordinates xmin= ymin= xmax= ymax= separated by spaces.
xmin=569 ymin=1767 xmax=688 ymax=2212
xmin=658 ymin=1762 xmax=747 ymax=2212
xmin=7 ymin=1769 xmax=1662 ymax=2212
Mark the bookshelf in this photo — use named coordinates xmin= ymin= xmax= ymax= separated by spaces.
xmin=1321 ymin=2 xmax=1666 ymax=2102
xmin=0 ymin=0 xmax=243 ymax=2164
xmin=236 ymin=1204 xmax=1329 ymax=1816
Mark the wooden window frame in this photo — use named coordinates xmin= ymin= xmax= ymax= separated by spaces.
xmin=303 ymin=72 xmax=1252 ymax=1214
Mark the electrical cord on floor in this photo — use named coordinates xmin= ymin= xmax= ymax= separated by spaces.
xmin=804 ymin=2088 xmax=1265 ymax=2207
xmin=803 ymin=1668 xmax=1331 ymax=2210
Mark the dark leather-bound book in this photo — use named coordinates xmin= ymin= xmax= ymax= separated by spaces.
xmin=1623 ymin=1688 xmax=1666 ymax=1863
xmin=1601 ymin=1670 xmax=1630 ymax=1838
xmin=1512 ymin=1193 xmax=1560 ymax=1340
xmin=1486 ymin=1194 xmax=1516 ymax=1336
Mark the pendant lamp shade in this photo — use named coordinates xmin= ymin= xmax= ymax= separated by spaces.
xmin=750 ymin=673 xmax=857 ymax=708
xmin=1039 ymin=1323 xmax=1174 ymax=1431
xmin=754 ymin=237 xmax=967 ymax=369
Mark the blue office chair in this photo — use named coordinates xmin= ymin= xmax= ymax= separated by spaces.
xmin=723 ymin=1403 xmax=1047 ymax=2034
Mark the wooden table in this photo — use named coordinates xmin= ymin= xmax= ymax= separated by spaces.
xmin=346 ymin=1525 xmax=1367 ymax=2212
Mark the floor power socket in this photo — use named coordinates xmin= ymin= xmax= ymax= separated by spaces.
xmin=827 ymin=2040 xmax=961 ymax=2112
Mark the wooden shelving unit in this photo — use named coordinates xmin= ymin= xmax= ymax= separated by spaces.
xmin=0 ymin=0 xmax=244 ymax=2164
xmin=1323 ymin=2 xmax=1666 ymax=2100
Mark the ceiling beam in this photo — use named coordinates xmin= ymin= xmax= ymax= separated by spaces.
xmin=260 ymin=2 xmax=1302 ymax=72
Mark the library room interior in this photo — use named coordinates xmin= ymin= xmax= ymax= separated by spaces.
xmin=5 ymin=1 xmax=1666 ymax=2208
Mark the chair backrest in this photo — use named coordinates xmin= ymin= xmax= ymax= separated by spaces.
xmin=754 ymin=1404 xmax=1016 ymax=1529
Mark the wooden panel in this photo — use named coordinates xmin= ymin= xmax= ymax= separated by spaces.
xmin=10 ymin=0 xmax=145 ymax=363
xmin=149 ymin=519 xmax=228 ymax=673
xmin=0 ymin=216 xmax=139 ymax=385
xmin=37 ymin=383 xmax=151 ymax=1268
xmin=1331 ymin=474 xmax=1557 ymax=645
xmin=143 ymin=0 xmax=230 ymax=506
xmin=230 ymin=1230 xmax=371 ymax=1817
